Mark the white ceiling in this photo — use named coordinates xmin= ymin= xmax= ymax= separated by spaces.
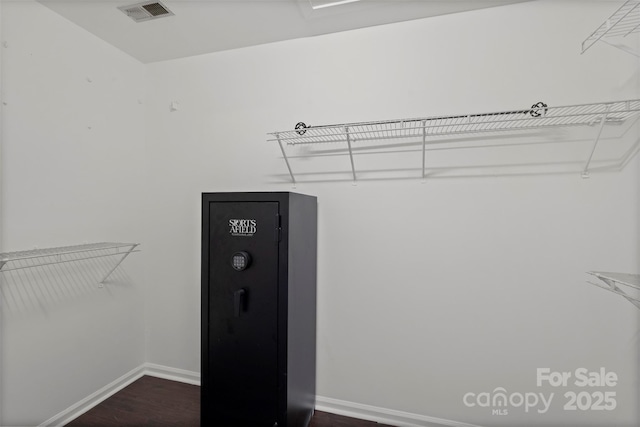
xmin=38 ymin=0 xmax=532 ymax=63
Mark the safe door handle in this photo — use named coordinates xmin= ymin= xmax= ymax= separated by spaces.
xmin=233 ymin=288 xmax=246 ymax=317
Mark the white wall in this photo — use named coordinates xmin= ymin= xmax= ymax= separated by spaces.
xmin=144 ymin=1 xmax=639 ymax=426
xmin=0 ymin=1 xmax=638 ymax=426
xmin=0 ymin=2 xmax=147 ymax=425
xmin=0 ymin=1 xmax=4 ymax=423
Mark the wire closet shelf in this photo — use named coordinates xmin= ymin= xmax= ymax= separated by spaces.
xmin=0 ymin=242 xmax=140 ymax=284
xmin=268 ymin=99 xmax=640 ymax=183
xmin=582 ymin=0 xmax=640 ymax=54
xmin=587 ymin=271 xmax=640 ymax=309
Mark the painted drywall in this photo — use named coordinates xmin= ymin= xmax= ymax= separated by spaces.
xmin=0 ymin=1 xmax=4 ymax=424
xmin=144 ymin=1 xmax=639 ymax=426
xmin=0 ymin=0 xmax=638 ymax=426
xmin=0 ymin=2 xmax=147 ymax=425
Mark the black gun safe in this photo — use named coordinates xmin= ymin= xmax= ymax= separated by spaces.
xmin=201 ymin=192 xmax=317 ymax=427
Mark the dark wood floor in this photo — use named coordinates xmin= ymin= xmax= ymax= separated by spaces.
xmin=66 ymin=376 xmax=390 ymax=427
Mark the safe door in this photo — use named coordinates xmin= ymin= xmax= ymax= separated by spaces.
xmin=205 ymin=201 xmax=280 ymax=426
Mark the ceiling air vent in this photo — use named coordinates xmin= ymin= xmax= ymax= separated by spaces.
xmin=118 ymin=1 xmax=174 ymax=22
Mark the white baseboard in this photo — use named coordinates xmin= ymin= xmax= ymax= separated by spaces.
xmin=45 ymin=363 xmax=481 ymax=427
xmin=316 ymin=396 xmax=485 ymax=427
xmin=40 ymin=363 xmax=200 ymax=427
xmin=142 ymin=362 xmax=201 ymax=386
xmin=40 ymin=365 xmax=146 ymax=427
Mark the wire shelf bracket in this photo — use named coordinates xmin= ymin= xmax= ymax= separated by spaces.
xmin=268 ymin=99 xmax=640 ymax=183
xmin=275 ymin=133 xmax=296 ymax=186
xmin=346 ymin=127 xmax=356 ymax=184
xmin=587 ymin=271 xmax=640 ymax=309
xmin=582 ymin=0 xmax=640 ymax=56
xmin=581 ymin=105 xmax=611 ymax=178
xmin=0 ymin=242 xmax=140 ymax=286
